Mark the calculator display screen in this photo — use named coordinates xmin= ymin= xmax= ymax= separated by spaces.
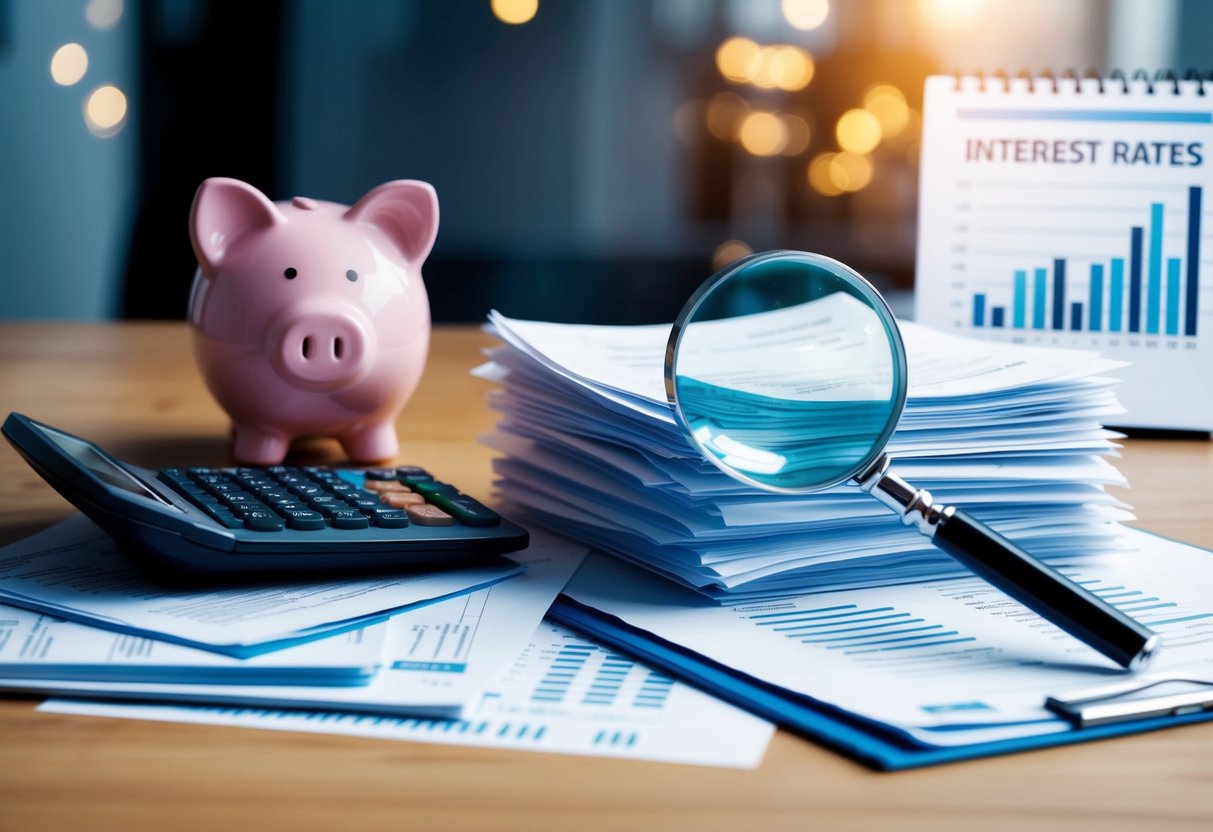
xmin=38 ymin=425 xmax=176 ymax=508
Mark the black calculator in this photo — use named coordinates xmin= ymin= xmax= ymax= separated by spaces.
xmin=2 ymin=412 xmax=529 ymax=576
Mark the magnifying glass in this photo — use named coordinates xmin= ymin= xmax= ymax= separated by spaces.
xmin=665 ymin=250 xmax=1157 ymax=671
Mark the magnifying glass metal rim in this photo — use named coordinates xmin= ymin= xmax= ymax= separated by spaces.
xmin=664 ymin=249 xmax=909 ymax=495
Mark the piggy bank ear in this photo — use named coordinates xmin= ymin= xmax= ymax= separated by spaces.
xmin=190 ymin=178 xmax=284 ymax=274
xmin=344 ymin=180 xmax=439 ymax=264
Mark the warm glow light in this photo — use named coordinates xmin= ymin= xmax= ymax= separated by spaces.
xmin=713 ymin=240 xmax=753 ymax=270
xmin=829 ymin=151 xmax=874 ymax=192
xmin=808 ymin=153 xmax=844 ymax=196
xmin=716 ymin=37 xmax=761 ymax=84
xmin=85 ymin=0 xmax=124 ymax=29
xmin=836 ymin=108 xmax=881 ymax=154
xmin=863 ymin=84 xmax=910 ymax=137
xmin=780 ymin=114 xmax=811 ymax=155
xmin=491 ymin=0 xmax=538 ymax=25
xmin=739 ymin=111 xmax=787 ymax=156
xmin=781 ymin=0 xmax=829 ymax=30
xmin=705 ymin=92 xmax=749 ymax=141
xmin=769 ymin=45 xmax=814 ymax=91
xmin=50 ymin=43 xmax=88 ymax=86
xmin=84 ymin=85 xmax=127 ymax=136
xmin=919 ymin=0 xmax=987 ymax=29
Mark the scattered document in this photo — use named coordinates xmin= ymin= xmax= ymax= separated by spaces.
xmin=560 ymin=526 xmax=1213 ymax=748
xmin=476 ymin=311 xmax=1131 ymax=599
xmin=4 ymin=530 xmax=587 ymax=718
xmin=0 ymin=604 xmax=384 ymax=685
xmin=0 ymin=515 xmax=523 ymax=656
xmin=42 ymin=620 xmax=776 ymax=769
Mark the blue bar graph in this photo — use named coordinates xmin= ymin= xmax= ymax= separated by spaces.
xmin=1033 ymin=268 xmax=1047 ymax=328
xmin=1167 ymin=258 xmax=1182 ymax=336
xmin=1052 ymin=259 xmax=1066 ymax=330
xmin=966 ymin=188 xmax=1201 ymax=337
xmin=1089 ymin=264 xmax=1103 ymax=331
xmin=1147 ymin=202 xmax=1164 ymax=334
xmin=1129 ymin=226 xmax=1143 ymax=333
xmin=1012 ymin=270 xmax=1026 ymax=328
xmin=1109 ymin=258 xmax=1124 ymax=333
xmin=1187 ymin=185 xmax=1202 ymax=336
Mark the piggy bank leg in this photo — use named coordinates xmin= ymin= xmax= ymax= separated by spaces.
xmin=232 ymin=425 xmax=291 ymax=465
xmin=340 ymin=422 xmax=399 ymax=463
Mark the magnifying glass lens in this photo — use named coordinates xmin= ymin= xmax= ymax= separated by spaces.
xmin=667 ymin=252 xmax=907 ymax=492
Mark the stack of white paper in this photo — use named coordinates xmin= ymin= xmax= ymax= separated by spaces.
xmin=476 ymin=311 xmax=1132 ymax=600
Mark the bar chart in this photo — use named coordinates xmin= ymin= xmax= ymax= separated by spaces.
xmin=968 ymin=187 xmax=1202 ymax=337
xmin=915 ymin=77 xmax=1213 ymax=428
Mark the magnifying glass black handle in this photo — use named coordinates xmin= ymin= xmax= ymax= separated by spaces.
xmin=934 ymin=508 xmax=1158 ymax=670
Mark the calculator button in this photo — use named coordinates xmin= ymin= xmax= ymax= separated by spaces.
xmin=308 ymin=495 xmax=342 ymax=514
xmin=381 ymin=491 xmax=425 ymax=508
xmin=347 ymin=497 xmax=381 ymax=511
xmin=329 ymin=510 xmax=370 ymax=530
xmin=427 ymin=494 xmax=501 ymax=527
xmin=243 ymin=510 xmax=286 ymax=532
xmin=405 ymin=504 xmax=454 ymax=526
xmin=364 ymin=468 xmax=397 ymax=480
xmin=363 ymin=480 xmax=408 ymax=493
xmin=407 ymin=479 xmax=448 ymax=498
xmin=290 ymin=484 xmax=322 ymax=498
xmin=395 ymin=466 xmax=430 ymax=478
xmin=210 ymin=510 xmax=245 ymax=529
xmin=372 ymin=510 xmax=410 ymax=528
xmin=284 ymin=510 xmax=326 ymax=531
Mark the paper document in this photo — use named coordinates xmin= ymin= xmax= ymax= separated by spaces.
xmin=42 ymin=620 xmax=776 ymax=769
xmin=0 ymin=604 xmax=384 ymax=685
xmin=4 ymin=531 xmax=586 ymax=717
xmin=0 ymin=515 xmax=523 ymax=656
xmin=561 ymin=526 xmax=1213 ymax=747
xmin=477 ymin=312 xmax=1130 ymax=599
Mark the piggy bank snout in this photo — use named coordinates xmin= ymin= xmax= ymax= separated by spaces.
xmin=272 ymin=306 xmax=372 ymax=389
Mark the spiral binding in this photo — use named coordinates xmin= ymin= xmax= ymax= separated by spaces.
xmin=951 ymin=69 xmax=1211 ymax=95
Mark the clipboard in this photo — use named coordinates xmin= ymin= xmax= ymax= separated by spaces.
xmin=549 ymin=596 xmax=1213 ymax=770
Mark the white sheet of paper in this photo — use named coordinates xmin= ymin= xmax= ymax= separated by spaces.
xmin=0 ymin=515 xmax=523 ymax=656
xmin=0 ymin=603 xmax=384 ymax=684
xmin=561 ymin=527 xmax=1213 ymax=748
xmin=5 ymin=531 xmax=587 ymax=718
xmin=40 ymin=620 xmax=776 ymax=769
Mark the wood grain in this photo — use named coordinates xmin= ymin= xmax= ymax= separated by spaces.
xmin=1 ymin=323 xmax=1211 ymax=832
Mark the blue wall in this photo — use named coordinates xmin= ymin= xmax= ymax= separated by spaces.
xmin=0 ymin=0 xmax=137 ymax=320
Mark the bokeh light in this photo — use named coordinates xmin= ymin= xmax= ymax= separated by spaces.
xmin=706 ymin=91 xmax=749 ymax=141
xmin=768 ymin=46 xmax=814 ymax=92
xmin=50 ymin=43 xmax=88 ymax=86
xmin=808 ymin=153 xmax=844 ymax=196
xmin=716 ymin=37 xmax=761 ymax=84
xmin=85 ymin=0 xmax=124 ymax=29
xmin=829 ymin=151 xmax=874 ymax=192
xmin=863 ymin=84 xmax=910 ymax=137
xmin=739 ymin=111 xmax=787 ymax=156
xmin=84 ymin=85 xmax=127 ymax=136
xmin=919 ymin=0 xmax=987 ymax=29
xmin=491 ymin=0 xmax=538 ymax=25
xmin=713 ymin=240 xmax=753 ymax=271
xmin=836 ymin=108 xmax=882 ymax=154
xmin=781 ymin=0 xmax=829 ymax=30
xmin=780 ymin=114 xmax=811 ymax=155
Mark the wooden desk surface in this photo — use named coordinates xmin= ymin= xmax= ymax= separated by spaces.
xmin=2 ymin=322 xmax=1212 ymax=832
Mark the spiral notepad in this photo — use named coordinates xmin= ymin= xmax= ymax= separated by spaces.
xmin=915 ymin=72 xmax=1213 ymax=432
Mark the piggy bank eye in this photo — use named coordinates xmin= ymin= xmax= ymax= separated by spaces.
xmin=346 ymin=269 xmax=359 ymax=282
xmin=284 ymin=268 xmax=298 ymax=280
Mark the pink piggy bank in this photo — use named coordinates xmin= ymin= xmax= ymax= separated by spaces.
xmin=187 ymin=177 xmax=437 ymax=465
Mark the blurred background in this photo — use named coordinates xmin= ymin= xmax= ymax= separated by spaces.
xmin=0 ymin=0 xmax=1209 ymax=324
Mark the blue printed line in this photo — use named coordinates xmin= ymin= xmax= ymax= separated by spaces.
xmin=749 ymin=605 xmax=856 ymax=620
xmin=1128 ymin=603 xmax=1180 ymax=613
xmin=776 ymin=612 xmax=912 ymax=633
xmin=804 ymin=625 xmax=944 ymax=645
xmin=832 ymin=630 xmax=957 ymax=650
xmin=1145 ymin=612 xmax=1213 ymax=627
xmin=760 ymin=607 xmax=897 ymax=627
xmin=957 ymin=108 xmax=1212 ymax=123
xmin=787 ymin=617 xmax=925 ymax=638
